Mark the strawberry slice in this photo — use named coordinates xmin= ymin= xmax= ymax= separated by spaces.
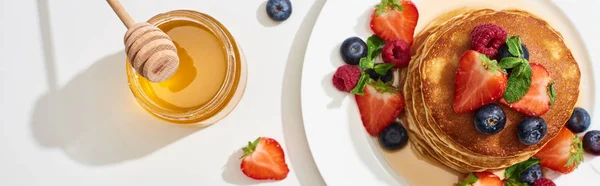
xmin=500 ymin=63 xmax=554 ymax=116
xmin=457 ymin=172 xmax=503 ymax=186
xmin=370 ymin=0 xmax=419 ymax=45
xmin=453 ymin=50 xmax=508 ymax=114
xmin=356 ymin=82 xmax=405 ymax=136
xmin=534 ymin=127 xmax=584 ymax=174
xmin=240 ymin=137 xmax=290 ymax=180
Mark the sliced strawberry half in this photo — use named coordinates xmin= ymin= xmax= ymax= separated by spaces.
xmin=240 ymin=137 xmax=289 ymax=180
xmin=370 ymin=0 xmax=419 ymax=45
xmin=453 ymin=50 xmax=508 ymax=114
xmin=457 ymin=172 xmax=503 ymax=186
xmin=500 ymin=63 xmax=554 ymax=116
xmin=356 ymin=82 xmax=405 ymax=136
xmin=534 ymin=127 xmax=584 ymax=174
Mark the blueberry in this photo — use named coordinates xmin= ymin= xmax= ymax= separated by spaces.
xmin=496 ymin=43 xmax=530 ymax=60
xmin=379 ymin=121 xmax=409 ymax=150
xmin=266 ymin=0 xmax=292 ymax=21
xmin=366 ymin=69 xmax=380 ymax=80
xmin=474 ymin=104 xmax=506 ymax=135
xmin=340 ymin=37 xmax=368 ymax=65
xmin=366 ymin=66 xmax=393 ymax=83
xmin=517 ymin=116 xmax=548 ymax=145
xmin=519 ymin=164 xmax=543 ymax=185
xmin=583 ymin=130 xmax=600 ymax=155
xmin=379 ymin=69 xmax=393 ymax=82
xmin=566 ymin=107 xmax=591 ymax=133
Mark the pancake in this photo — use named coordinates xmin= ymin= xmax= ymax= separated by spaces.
xmin=402 ymin=9 xmax=580 ymax=172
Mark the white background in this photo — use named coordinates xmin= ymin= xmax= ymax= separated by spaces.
xmin=0 ymin=0 xmax=326 ymax=185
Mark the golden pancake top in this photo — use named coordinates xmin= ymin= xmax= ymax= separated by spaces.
xmin=417 ymin=9 xmax=580 ymax=157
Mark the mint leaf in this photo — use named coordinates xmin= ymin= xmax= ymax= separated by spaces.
xmin=367 ymin=35 xmax=386 ymax=60
xmin=372 ymin=48 xmax=383 ymax=61
xmin=374 ymin=63 xmax=395 ymax=75
xmin=351 ymin=72 xmax=370 ymax=95
xmin=506 ymin=36 xmax=523 ymax=57
xmin=505 ymin=158 xmax=541 ymax=181
xmin=359 ymin=58 xmax=374 ymax=69
xmin=499 ymin=57 xmax=524 ymax=69
xmin=548 ymin=80 xmax=556 ymax=106
xmin=504 ymin=63 xmax=532 ymax=103
xmin=455 ymin=173 xmax=478 ymax=186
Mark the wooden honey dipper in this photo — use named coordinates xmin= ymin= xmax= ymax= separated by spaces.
xmin=107 ymin=0 xmax=179 ymax=82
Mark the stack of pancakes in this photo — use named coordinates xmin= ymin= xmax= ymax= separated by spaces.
xmin=400 ymin=9 xmax=580 ymax=173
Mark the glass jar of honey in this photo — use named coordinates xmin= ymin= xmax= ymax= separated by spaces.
xmin=126 ymin=10 xmax=247 ymax=126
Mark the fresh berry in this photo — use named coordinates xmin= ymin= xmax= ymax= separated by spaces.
xmin=340 ymin=37 xmax=368 ymax=65
xmin=517 ymin=116 xmax=548 ymax=145
xmin=583 ymin=130 xmax=600 ymax=155
xmin=457 ymin=172 xmax=502 ymax=186
xmin=566 ymin=107 xmax=591 ymax=133
xmin=500 ymin=64 xmax=552 ymax=116
xmin=453 ymin=50 xmax=508 ymax=113
xmin=533 ymin=178 xmax=556 ymax=186
xmin=240 ymin=137 xmax=290 ymax=180
xmin=470 ymin=24 xmax=507 ymax=57
xmin=356 ymin=83 xmax=405 ymax=136
xmin=366 ymin=68 xmax=393 ymax=83
xmin=378 ymin=121 xmax=409 ymax=150
xmin=496 ymin=43 xmax=530 ymax=60
xmin=382 ymin=39 xmax=411 ymax=68
xmin=473 ymin=104 xmax=506 ymax=135
xmin=266 ymin=0 xmax=292 ymax=21
xmin=534 ymin=127 xmax=584 ymax=174
xmin=332 ymin=65 xmax=361 ymax=92
xmin=370 ymin=0 xmax=419 ymax=44
xmin=519 ymin=164 xmax=543 ymax=185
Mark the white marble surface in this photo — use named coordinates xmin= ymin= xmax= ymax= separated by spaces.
xmin=0 ymin=0 xmax=326 ymax=185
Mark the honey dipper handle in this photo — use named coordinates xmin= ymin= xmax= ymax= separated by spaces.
xmin=106 ymin=0 xmax=135 ymax=28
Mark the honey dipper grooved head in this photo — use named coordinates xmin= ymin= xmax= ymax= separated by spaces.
xmin=124 ymin=22 xmax=179 ymax=82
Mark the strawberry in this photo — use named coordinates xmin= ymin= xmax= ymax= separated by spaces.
xmin=355 ymin=82 xmax=405 ymax=136
xmin=370 ymin=0 xmax=419 ymax=45
xmin=456 ymin=172 xmax=503 ymax=186
xmin=453 ymin=50 xmax=508 ymax=114
xmin=500 ymin=63 xmax=554 ymax=116
xmin=534 ymin=127 xmax=584 ymax=174
xmin=240 ymin=137 xmax=289 ymax=180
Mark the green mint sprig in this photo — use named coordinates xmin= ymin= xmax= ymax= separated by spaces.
xmin=350 ymin=71 xmax=371 ymax=95
xmin=359 ymin=35 xmax=386 ymax=69
xmin=500 ymin=36 xmax=533 ymax=103
xmin=353 ymin=35 xmax=389 ymax=95
xmin=374 ymin=63 xmax=395 ymax=75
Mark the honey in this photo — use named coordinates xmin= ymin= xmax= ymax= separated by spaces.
xmin=137 ymin=20 xmax=228 ymax=111
xmin=126 ymin=10 xmax=247 ymax=126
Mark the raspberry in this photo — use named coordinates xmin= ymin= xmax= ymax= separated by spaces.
xmin=470 ymin=24 xmax=507 ymax=57
xmin=332 ymin=65 xmax=361 ymax=92
xmin=382 ymin=40 xmax=411 ymax=68
xmin=533 ymin=178 xmax=556 ymax=186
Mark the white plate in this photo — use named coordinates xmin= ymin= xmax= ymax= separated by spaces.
xmin=301 ymin=0 xmax=600 ymax=185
